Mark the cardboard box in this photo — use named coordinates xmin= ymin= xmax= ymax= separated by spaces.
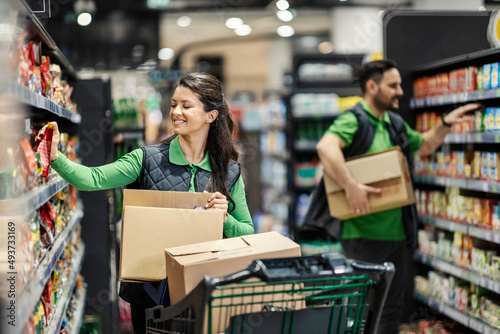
xmin=323 ymin=147 xmax=415 ymax=220
xmin=164 ymin=231 xmax=301 ymax=304
xmin=119 ymin=189 xmax=225 ymax=282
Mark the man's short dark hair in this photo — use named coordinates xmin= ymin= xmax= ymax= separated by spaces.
xmin=359 ymin=60 xmax=398 ymax=94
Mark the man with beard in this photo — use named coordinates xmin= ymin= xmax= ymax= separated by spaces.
xmin=316 ymin=59 xmax=479 ymax=334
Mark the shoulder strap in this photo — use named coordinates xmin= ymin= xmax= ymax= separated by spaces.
xmin=387 ymin=111 xmax=410 ymax=159
xmin=342 ymin=103 xmax=376 ymax=158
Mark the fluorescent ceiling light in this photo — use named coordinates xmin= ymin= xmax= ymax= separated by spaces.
xmin=225 ymin=17 xmax=244 ymax=29
xmin=235 ymin=24 xmax=252 ymax=36
xmin=177 ymin=16 xmax=192 ymax=27
xmin=276 ymin=0 xmax=289 ymax=10
xmin=277 ymin=25 xmax=294 ymax=37
xmin=277 ymin=10 xmax=293 ymax=22
xmin=77 ymin=13 xmax=92 ymax=26
xmin=158 ymin=48 xmax=174 ymax=60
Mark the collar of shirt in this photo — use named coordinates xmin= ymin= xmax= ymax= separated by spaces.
xmin=360 ymin=100 xmax=391 ymax=125
xmin=169 ymin=136 xmax=212 ymax=171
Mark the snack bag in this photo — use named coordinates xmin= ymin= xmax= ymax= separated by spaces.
xmin=34 ymin=124 xmax=53 ymax=178
xmin=40 ymin=56 xmax=52 ymax=98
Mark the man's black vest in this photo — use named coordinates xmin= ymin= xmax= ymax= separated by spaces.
xmin=303 ymin=102 xmax=419 ymax=248
xmin=119 ymin=140 xmax=241 ymax=306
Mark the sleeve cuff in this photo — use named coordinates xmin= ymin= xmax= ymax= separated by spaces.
xmin=50 ymin=152 xmax=66 ymax=167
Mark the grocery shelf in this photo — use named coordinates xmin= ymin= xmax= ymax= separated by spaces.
xmin=2 ymin=82 xmax=81 ymax=124
xmin=69 ymin=284 xmax=87 ymax=334
xmin=410 ymin=90 xmax=485 ymax=109
xmin=414 ymin=175 xmax=500 ymax=194
xmin=419 ymin=215 xmax=468 ymax=234
xmin=16 ymin=207 xmax=83 ymax=332
xmin=414 ymin=290 xmax=500 ymax=334
xmin=415 ymin=253 xmax=500 ymax=294
xmin=419 ymin=215 xmax=500 ymax=244
xmin=468 ymin=225 xmax=500 ymax=244
xmin=113 ymin=131 xmax=145 ymax=142
xmin=444 ymin=132 xmax=500 ymax=144
xmin=44 ymin=244 xmax=86 ymax=334
xmin=413 ymin=175 xmax=468 ymax=188
xmin=0 ymin=176 xmax=69 ymax=218
xmin=294 ymin=145 xmax=318 ymax=154
xmin=13 ymin=0 xmax=78 ymax=79
xmin=411 ymin=47 xmax=500 ymax=75
xmin=291 ymin=113 xmax=341 ymax=121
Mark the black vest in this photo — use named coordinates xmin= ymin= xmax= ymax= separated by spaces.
xmin=140 ymin=141 xmax=241 ymax=193
xmin=304 ymin=102 xmax=418 ymax=248
xmin=119 ymin=140 xmax=241 ymax=306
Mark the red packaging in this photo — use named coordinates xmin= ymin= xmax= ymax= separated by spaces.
xmin=34 ymin=124 xmax=53 ymax=178
xmin=40 ymin=56 xmax=51 ymax=97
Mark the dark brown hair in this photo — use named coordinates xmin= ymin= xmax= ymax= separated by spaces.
xmin=359 ymin=59 xmax=398 ymax=94
xmin=168 ymin=72 xmax=239 ymax=211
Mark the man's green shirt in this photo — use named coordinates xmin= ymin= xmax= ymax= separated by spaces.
xmin=51 ymin=136 xmax=254 ymax=238
xmin=324 ymin=100 xmax=423 ymax=241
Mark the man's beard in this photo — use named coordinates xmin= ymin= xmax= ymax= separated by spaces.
xmin=374 ymin=95 xmax=399 ymax=111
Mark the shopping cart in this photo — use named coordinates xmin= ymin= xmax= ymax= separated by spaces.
xmin=145 ymin=252 xmax=394 ymax=334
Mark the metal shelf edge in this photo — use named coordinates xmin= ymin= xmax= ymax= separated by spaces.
xmin=45 ymin=244 xmax=86 ymax=334
xmin=0 ymin=177 xmax=69 ymax=218
xmin=16 ymin=208 xmax=84 ymax=330
xmin=69 ymin=285 xmax=87 ymax=334
xmin=4 ymin=83 xmax=80 ymax=124
xmin=414 ymin=253 xmax=500 ymax=294
xmin=414 ymin=291 xmax=500 ymax=334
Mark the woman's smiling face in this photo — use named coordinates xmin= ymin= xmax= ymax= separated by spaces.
xmin=170 ymin=86 xmax=211 ymax=137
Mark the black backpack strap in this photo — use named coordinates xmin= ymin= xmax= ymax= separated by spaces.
xmin=386 ymin=111 xmax=419 ymax=248
xmin=387 ymin=111 xmax=410 ymax=158
xmin=302 ymin=103 xmax=376 ymax=240
xmin=343 ymin=103 xmax=376 ymax=158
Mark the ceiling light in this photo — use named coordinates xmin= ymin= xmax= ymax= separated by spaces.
xmin=276 ymin=0 xmax=289 ymax=10
xmin=77 ymin=13 xmax=92 ymax=26
xmin=225 ymin=17 xmax=244 ymax=29
xmin=177 ymin=16 xmax=191 ymax=27
xmin=277 ymin=25 xmax=294 ymax=38
xmin=277 ymin=10 xmax=294 ymax=22
xmin=158 ymin=48 xmax=174 ymax=60
xmin=318 ymin=41 xmax=334 ymax=54
xmin=234 ymin=24 xmax=252 ymax=36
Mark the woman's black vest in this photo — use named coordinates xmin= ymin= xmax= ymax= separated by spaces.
xmin=119 ymin=141 xmax=241 ymax=306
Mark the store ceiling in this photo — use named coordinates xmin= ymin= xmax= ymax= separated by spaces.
xmin=40 ymin=0 xmax=412 ymax=71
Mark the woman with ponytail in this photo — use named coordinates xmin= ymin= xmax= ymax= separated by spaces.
xmin=38 ymin=72 xmax=254 ymax=333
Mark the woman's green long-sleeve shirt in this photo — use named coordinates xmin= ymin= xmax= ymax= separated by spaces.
xmin=51 ymin=137 xmax=254 ymax=237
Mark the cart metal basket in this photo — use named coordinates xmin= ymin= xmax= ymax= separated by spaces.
xmin=145 ymin=252 xmax=394 ymax=334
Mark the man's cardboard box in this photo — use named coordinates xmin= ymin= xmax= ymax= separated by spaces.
xmin=165 ymin=232 xmax=303 ymax=333
xmin=119 ymin=189 xmax=225 ymax=282
xmin=324 ymin=147 xmax=415 ymax=220
xmin=164 ymin=231 xmax=301 ymax=304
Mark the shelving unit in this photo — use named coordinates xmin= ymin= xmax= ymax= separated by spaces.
xmin=414 ymin=174 xmax=500 ymax=194
xmin=0 ymin=177 xmax=69 ymax=217
xmin=1 ymin=82 xmax=81 ymax=123
xmin=44 ymin=244 xmax=86 ymax=334
xmin=0 ymin=1 xmax=87 ymax=333
xmin=410 ymin=48 xmax=500 ymax=333
xmin=257 ymin=94 xmax=291 ymax=235
xmin=414 ymin=291 xmax=500 ymax=334
xmin=68 ymin=283 xmax=87 ymax=334
xmin=16 ymin=207 xmax=83 ymax=329
xmin=420 ymin=215 xmax=500 ymax=243
xmin=287 ymin=53 xmax=364 ymax=241
xmin=415 ymin=253 xmax=500 ymax=294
